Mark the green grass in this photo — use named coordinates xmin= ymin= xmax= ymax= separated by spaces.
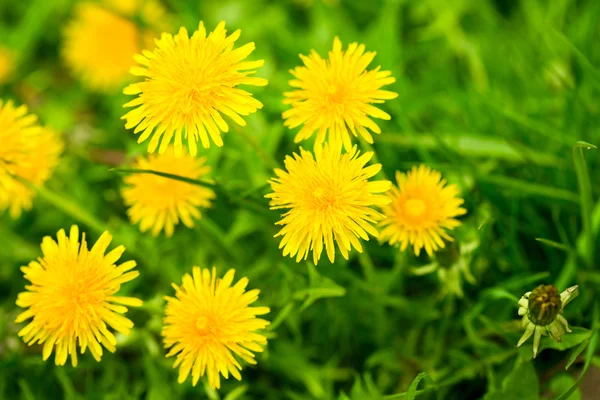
xmin=1 ymin=0 xmax=600 ymax=399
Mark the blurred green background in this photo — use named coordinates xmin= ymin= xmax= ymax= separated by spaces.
xmin=1 ymin=0 xmax=600 ymax=399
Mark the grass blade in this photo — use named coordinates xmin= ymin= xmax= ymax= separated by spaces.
xmin=479 ymin=175 xmax=578 ymax=203
xmin=573 ymin=141 xmax=596 ymax=267
xmin=547 ymin=25 xmax=600 ymax=88
xmin=406 ymin=372 xmax=429 ymax=400
xmin=14 ymin=176 xmax=107 ymax=234
xmin=111 ymin=168 xmax=273 ymax=218
xmin=557 ymin=301 xmax=599 ymax=399
xmin=110 ymin=167 xmax=216 ymax=188
xmin=565 ymin=339 xmax=589 ymax=370
xmin=535 ymin=238 xmax=571 ymax=252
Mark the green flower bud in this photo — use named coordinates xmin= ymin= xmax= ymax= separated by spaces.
xmin=527 ymin=284 xmax=561 ymax=326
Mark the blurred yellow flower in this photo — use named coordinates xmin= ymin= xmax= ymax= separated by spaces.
xmin=283 ymin=37 xmax=398 ymax=150
xmin=163 ymin=267 xmax=270 ymax=389
xmin=0 ymin=100 xmax=62 ymax=218
xmin=0 ymin=46 xmax=14 ymax=83
xmin=104 ymin=0 xmax=172 ymax=37
xmin=104 ymin=0 xmax=139 ymax=16
xmin=121 ymin=147 xmax=215 ymax=237
xmin=379 ymin=165 xmax=466 ymax=257
xmin=15 ymin=226 xmax=143 ymax=366
xmin=266 ymin=143 xmax=391 ymax=264
xmin=123 ymin=21 xmax=267 ymax=157
xmin=63 ymin=3 xmax=141 ymax=90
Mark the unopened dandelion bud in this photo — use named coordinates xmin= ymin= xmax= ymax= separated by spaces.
xmin=527 ymin=284 xmax=562 ymax=325
xmin=516 ymin=284 xmax=579 ymax=358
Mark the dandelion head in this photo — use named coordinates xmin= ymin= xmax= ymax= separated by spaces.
xmin=527 ymin=284 xmax=562 ymax=326
xmin=63 ymin=3 xmax=141 ymax=90
xmin=0 ymin=46 xmax=15 ymax=83
xmin=378 ymin=165 xmax=466 ymax=257
xmin=266 ymin=143 xmax=392 ymax=264
xmin=283 ymin=37 xmax=398 ymax=151
xmin=162 ymin=267 xmax=270 ymax=389
xmin=15 ymin=226 xmax=143 ymax=366
xmin=0 ymin=100 xmax=62 ymax=218
xmin=121 ymin=147 xmax=215 ymax=237
xmin=123 ymin=21 xmax=267 ymax=157
xmin=516 ymin=284 xmax=579 ymax=358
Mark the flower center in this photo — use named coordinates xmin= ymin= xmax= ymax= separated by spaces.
xmin=404 ymin=198 xmax=426 ymax=218
xmin=181 ymin=87 xmax=209 ymax=113
xmin=324 ymin=84 xmax=349 ymax=117
xmin=56 ymin=278 xmax=105 ymax=328
xmin=528 ymin=284 xmax=561 ymax=325
xmin=195 ymin=315 xmax=219 ymax=337
xmin=325 ymin=85 xmax=347 ymax=104
xmin=312 ymin=187 xmax=338 ymax=210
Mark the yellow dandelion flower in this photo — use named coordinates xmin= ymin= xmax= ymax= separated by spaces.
xmin=63 ymin=3 xmax=141 ymax=90
xmin=0 ymin=46 xmax=15 ymax=83
xmin=283 ymin=37 xmax=398 ymax=151
xmin=122 ymin=21 xmax=268 ymax=157
xmin=0 ymin=100 xmax=62 ymax=218
xmin=15 ymin=226 xmax=143 ymax=366
xmin=163 ymin=267 xmax=270 ymax=389
xmin=378 ymin=165 xmax=467 ymax=257
xmin=121 ymin=147 xmax=215 ymax=237
xmin=266 ymin=143 xmax=392 ymax=264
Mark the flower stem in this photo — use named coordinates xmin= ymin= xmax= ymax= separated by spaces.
xmin=16 ymin=176 xmax=107 ymax=234
xmin=233 ymin=126 xmax=281 ymax=170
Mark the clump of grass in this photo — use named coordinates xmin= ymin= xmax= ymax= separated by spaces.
xmin=1 ymin=0 xmax=599 ymax=399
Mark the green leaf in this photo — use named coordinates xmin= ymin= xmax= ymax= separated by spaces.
xmin=14 ymin=175 xmax=107 ymax=234
xmin=518 ymin=327 xmax=592 ymax=361
xmin=269 ymin=301 xmax=295 ymax=331
xmin=541 ymin=327 xmax=592 ymax=352
xmin=348 ymin=374 xmax=383 ymax=400
xmin=55 ymin=369 xmax=81 ymax=400
xmin=483 ymin=360 xmax=539 ymax=400
xmin=293 ymin=263 xmax=346 ymax=311
xmin=223 ymin=385 xmax=248 ymax=400
xmin=17 ymin=380 xmax=35 ymax=400
xmin=377 ymin=133 xmax=565 ymax=167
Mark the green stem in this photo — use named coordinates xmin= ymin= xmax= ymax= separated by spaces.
xmin=234 ymin=127 xmax=281 ymax=170
xmin=573 ymin=141 xmax=596 ymax=267
xmin=557 ymin=301 xmax=599 ymax=399
xmin=359 ymin=138 xmax=389 ymax=181
xmin=357 ymin=250 xmax=376 ymax=282
xmin=15 ymin=176 xmax=107 ymax=234
xmin=111 ymin=168 xmax=273 ymax=219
